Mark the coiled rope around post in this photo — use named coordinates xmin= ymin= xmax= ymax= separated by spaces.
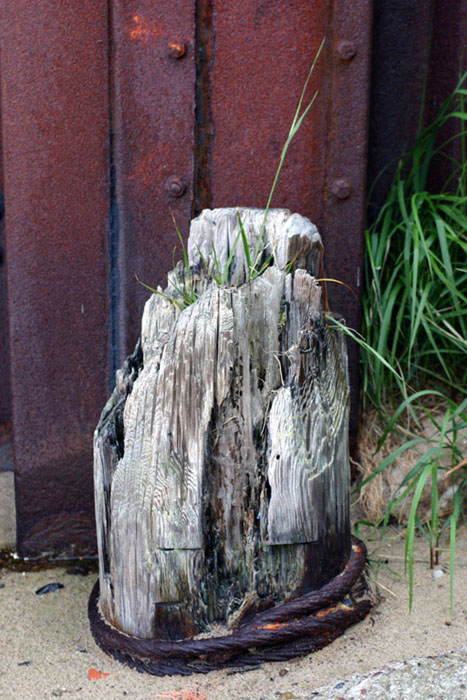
xmin=89 ymin=537 xmax=371 ymax=676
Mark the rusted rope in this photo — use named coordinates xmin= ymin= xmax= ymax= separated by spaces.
xmin=89 ymin=537 xmax=371 ymax=676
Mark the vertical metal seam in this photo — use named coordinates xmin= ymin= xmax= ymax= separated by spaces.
xmin=106 ymin=0 xmax=120 ymax=391
xmin=323 ymin=0 xmax=373 ymax=461
xmin=193 ymin=0 xmax=215 ymax=217
xmin=322 ymin=0 xmax=336 ymax=259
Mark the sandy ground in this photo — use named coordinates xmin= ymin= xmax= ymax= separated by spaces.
xmin=1 ymin=526 xmax=466 ymax=700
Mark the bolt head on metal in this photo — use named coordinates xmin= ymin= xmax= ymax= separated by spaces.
xmin=330 ymin=179 xmax=352 ymax=200
xmin=166 ymin=176 xmax=186 ymax=198
xmin=167 ymin=41 xmax=187 ymax=59
xmin=336 ymin=41 xmax=357 ymax=61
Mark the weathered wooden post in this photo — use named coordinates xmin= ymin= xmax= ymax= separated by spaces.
xmin=90 ymin=208 xmax=370 ymax=674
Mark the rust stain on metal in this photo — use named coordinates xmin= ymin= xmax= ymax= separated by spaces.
xmin=168 ymin=40 xmax=187 ymax=59
xmin=0 ymin=103 xmax=10 ymax=429
xmin=129 ymin=13 xmax=162 ymax=42
xmin=315 ymin=604 xmax=340 ymax=618
xmin=129 ymin=150 xmax=165 ymax=185
xmin=21 ymin=511 xmax=97 ymax=559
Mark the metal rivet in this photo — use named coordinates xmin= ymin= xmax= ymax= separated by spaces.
xmin=167 ymin=41 xmax=186 ymax=59
xmin=166 ymin=176 xmax=186 ymax=198
xmin=330 ymin=179 xmax=352 ymax=200
xmin=336 ymin=41 xmax=357 ymax=61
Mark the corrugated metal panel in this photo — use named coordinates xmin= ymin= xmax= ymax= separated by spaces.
xmin=110 ymin=0 xmax=196 ymax=362
xmin=0 ymin=0 xmax=110 ymax=556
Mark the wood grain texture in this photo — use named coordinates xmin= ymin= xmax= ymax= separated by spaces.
xmin=94 ymin=208 xmax=350 ymax=639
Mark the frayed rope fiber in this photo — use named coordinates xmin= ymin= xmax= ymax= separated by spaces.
xmin=89 ymin=536 xmax=371 ymax=676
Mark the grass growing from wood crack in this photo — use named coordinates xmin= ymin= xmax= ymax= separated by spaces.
xmin=136 ymin=214 xmax=199 ymax=311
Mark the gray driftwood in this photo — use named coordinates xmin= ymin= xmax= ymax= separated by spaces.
xmin=94 ymin=208 xmax=351 ymax=640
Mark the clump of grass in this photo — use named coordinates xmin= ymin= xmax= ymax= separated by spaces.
xmin=352 ymin=71 xmax=467 ymax=613
xmin=136 ymin=215 xmax=199 ymax=311
xmin=361 ymin=71 xmax=467 ymax=410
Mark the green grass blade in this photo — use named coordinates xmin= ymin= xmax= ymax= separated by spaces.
xmin=209 ymin=243 xmax=225 ymax=285
xmin=237 ymin=211 xmax=252 ymax=273
xmin=377 ymin=390 xmax=446 ymax=449
xmin=135 ymin=274 xmax=185 ymax=311
xmin=172 ymin=214 xmax=190 ymax=275
xmin=378 ymin=450 xmax=438 ymax=537
xmin=327 ymin=316 xmax=405 ymax=387
xmin=408 ymin=282 xmax=433 ymax=359
xmin=289 ymin=37 xmax=325 ymax=132
xmin=355 ymin=439 xmax=426 ymax=491
xmin=449 ymin=486 xmax=462 ymax=619
xmin=405 ymin=461 xmax=433 ymax=611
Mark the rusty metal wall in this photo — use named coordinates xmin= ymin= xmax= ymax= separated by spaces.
xmin=1 ymin=0 xmax=375 ymax=557
xmin=0 ymin=1 xmax=110 ymax=556
xmin=110 ymin=0 xmax=374 ymax=379
xmin=2 ymin=0 xmax=464 ymax=559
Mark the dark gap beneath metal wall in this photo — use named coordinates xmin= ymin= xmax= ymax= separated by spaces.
xmin=367 ymin=0 xmax=434 ymax=218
